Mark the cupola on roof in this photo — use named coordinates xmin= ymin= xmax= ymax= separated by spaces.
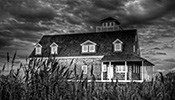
xmin=100 ymin=17 xmax=120 ymax=25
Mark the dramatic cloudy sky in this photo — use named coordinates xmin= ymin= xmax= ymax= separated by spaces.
xmin=0 ymin=0 xmax=175 ymax=73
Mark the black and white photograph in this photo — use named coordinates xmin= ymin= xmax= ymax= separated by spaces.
xmin=0 ymin=0 xmax=175 ymax=100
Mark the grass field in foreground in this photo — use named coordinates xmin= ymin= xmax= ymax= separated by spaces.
xmin=0 ymin=54 xmax=175 ymax=100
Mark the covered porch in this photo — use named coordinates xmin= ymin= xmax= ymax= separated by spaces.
xmin=100 ymin=54 xmax=154 ymax=82
xmin=101 ymin=61 xmax=143 ymax=82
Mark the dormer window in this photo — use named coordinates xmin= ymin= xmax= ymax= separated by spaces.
xmin=113 ymin=39 xmax=123 ymax=52
xmin=50 ymin=42 xmax=58 ymax=54
xmin=81 ymin=40 xmax=96 ymax=53
xmin=35 ymin=43 xmax=42 ymax=55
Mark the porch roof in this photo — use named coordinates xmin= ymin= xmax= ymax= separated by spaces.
xmin=101 ymin=54 xmax=154 ymax=66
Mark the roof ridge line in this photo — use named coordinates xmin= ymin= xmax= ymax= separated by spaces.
xmin=43 ymin=29 xmax=137 ymax=37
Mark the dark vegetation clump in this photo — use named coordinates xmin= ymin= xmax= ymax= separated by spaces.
xmin=0 ymin=53 xmax=175 ymax=100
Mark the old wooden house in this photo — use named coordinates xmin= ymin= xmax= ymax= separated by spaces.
xmin=29 ymin=17 xmax=154 ymax=82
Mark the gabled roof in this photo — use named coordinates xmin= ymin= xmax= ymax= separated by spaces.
xmin=29 ymin=29 xmax=137 ymax=58
xmin=113 ymin=39 xmax=123 ymax=44
xmin=101 ymin=54 xmax=154 ymax=66
xmin=35 ymin=43 xmax=42 ymax=48
xmin=80 ymin=40 xmax=97 ymax=46
xmin=100 ymin=17 xmax=120 ymax=25
xmin=50 ymin=42 xmax=58 ymax=47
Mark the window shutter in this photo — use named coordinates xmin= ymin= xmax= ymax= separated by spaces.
xmin=82 ymin=65 xmax=87 ymax=74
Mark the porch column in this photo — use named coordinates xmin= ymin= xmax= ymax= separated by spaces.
xmin=125 ymin=61 xmax=127 ymax=81
xmin=107 ymin=62 xmax=113 ymax=80
xmin=141 ymin=61 xmax=144 ymax=81
xmin=101 ymin=62 xmax=103 ymax=81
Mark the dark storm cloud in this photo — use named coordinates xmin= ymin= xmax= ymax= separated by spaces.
xmin=164 ymin=58 xmax=175 ymax=63
xmin=156 ymin=0 xmax=175 ymax=11
xmin=0 ymin=37 xmax=11 ymax=48
xmin=0 ymin=29 xmax=42 ymax=49
xmin=8 ymin=7 xmax=57 ymax=22
xmin=0 ymin=0 xmax=175 ymax=57
xmin=92 ymin=0 xmax=123 ymax=10
xmin=0 ymin=0 xmax=55 ymax=50
xmin=142 ymin=50 xmax=167 ymax=56
xmin=1 ymin=21 xmax=49 ymax=31
xmin=0 ymin=0 xmax=57 ymax=22
xmin=2 ymin=0 xmax=172 ymax=28
xmin=56 ymin=0 xmax=175 ymax=26
xmin=117 ymin=0 xmax=175 ymax=25
xmin=1 ymin=0 xmax=175 ymax=49
xmin=0 ymin=18 xmax=48 ymax=49
xmin=61 ymin=0 xmax=124 ymax=27
xmin=12 ymin=31 xmax=41 ymax=42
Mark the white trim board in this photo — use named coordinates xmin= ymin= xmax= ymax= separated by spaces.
xmin=80 ymin=40 xmax=97 ymax=46
xmin=67 ymin=80 xmax=144 ymax=83
xmin=30 ymin=55 xmax=104 ymax=59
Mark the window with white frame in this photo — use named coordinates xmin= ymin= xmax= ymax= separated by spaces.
xmin=89 ymin=45 xmax=96 ymax=52
xmin=36 ymin=47 xmax=42 ymax=55
xmin=81 ymin=40 xmax=96 ymax=53
xmin=102 ymin=65 xmax=107 ymax=72
xmin=51 ymin=47 xmax=57 ymax=54
xmin=82 ymin=45 xmax=88 ymax=52
xmin=35 ymin=43 xmax=42 ymax=55
xmin=82 ymin=65 xmax=87 ymax=74
xmin=50 ymin=42 xmax=58 ymax=54
xmin=113 ymin=39 xmax=123 ymax=52
xmin=115 ymin=65 xmax=125 ymax=73
xmin=114 ymin=43 xmax=122 ymax=51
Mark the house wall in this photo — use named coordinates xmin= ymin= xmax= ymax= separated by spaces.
xmin=54 ymin=57 xmax=102 ymax=80
xmin=143 ymin=66 xmax=153 ymax=81
xmin=30 ymin=57 xmax=153 ymax=82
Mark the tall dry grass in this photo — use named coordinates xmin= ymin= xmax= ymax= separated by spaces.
xmin=0 ymin=53 xmax=175 ymax=100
